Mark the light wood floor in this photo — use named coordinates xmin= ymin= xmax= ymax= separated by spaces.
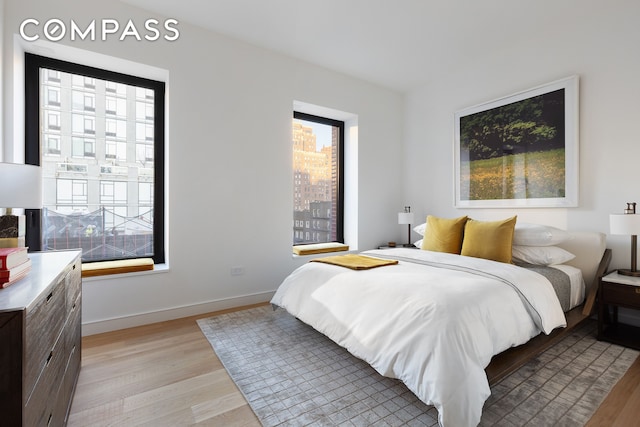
xmin=68 ymin=304 xmax=264 ymax=426
xmin=69 ymin=303 xmax=640 ymax=426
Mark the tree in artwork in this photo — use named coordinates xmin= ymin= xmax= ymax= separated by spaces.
xmin=459 ymin=89 xmax=565 ymax=201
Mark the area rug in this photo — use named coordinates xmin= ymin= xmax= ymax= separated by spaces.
xmin=197 ymin=306 xmax=638 ymax=426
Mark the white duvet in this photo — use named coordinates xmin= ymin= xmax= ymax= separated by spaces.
xmin=271 ymin=248 xmax=566 ymax=427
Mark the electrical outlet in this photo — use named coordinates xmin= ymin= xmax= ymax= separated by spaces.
xmin=230 ymin=266 xmax=245 ymax=276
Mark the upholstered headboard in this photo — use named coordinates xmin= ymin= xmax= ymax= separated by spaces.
xmin=557 ymin=231 xmax=607 ymax=291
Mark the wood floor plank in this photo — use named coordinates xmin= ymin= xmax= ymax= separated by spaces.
xmin=586 ymin=355 xmax=640 ymax=426
xmin=198 ymin=405 xmax=261 ymax=427
xmin=191 ymin=390 xmax=248 ymax=423
xmin=68 ymin=302 xmax=638 ymax=426
xmin=67 ymin=399 xmax=125 ymax=427
xmin=71 ymin=348 xmax=220 ymax=414
xmin=614 ymin=382 xmax=640 ymax=427
xmin=118 ymin=372 xmax=238 ymax=425
xmin=69 ymin=305 xmax=263 ymax=427
xmin=78 ymin=337 xmax=217 ymax=384
xmin=121 ymin=371 xmax=236 ymax=413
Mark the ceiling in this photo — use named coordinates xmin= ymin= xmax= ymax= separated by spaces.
xmin=120 ymin=0 xmax=577 ymax=93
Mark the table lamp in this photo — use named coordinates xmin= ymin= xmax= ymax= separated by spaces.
xmin=398 ymin=206 xmax=414 ymax=247
xmin=610 ymin=202 xmax=640 ymax=277
xmin=0 ymin=163 xmax=42 ymax=247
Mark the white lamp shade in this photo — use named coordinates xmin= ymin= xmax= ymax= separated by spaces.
xmin=398 ymin=212 xmax=414 ymax=225
xmin=0 ymin=163 xmax=43 ymax=209
xmin=610 ymin=214 xmax=640 ymax=235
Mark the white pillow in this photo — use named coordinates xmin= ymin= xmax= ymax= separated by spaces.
xmin=512 ymin=245 xmax=575 ymax=265
xmin=413 ymin=222 xmax=426 ymax=236
xmin=513 ymin=223 xmax=570 ymax=246
xmin=414 ymin=238 xmax=423 ymax=248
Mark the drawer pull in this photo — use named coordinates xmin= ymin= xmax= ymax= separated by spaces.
xmin=636 ymin=288 xmax=640 ymax=294
xmin=46 ymin=291 xmax=53 ymax=303
xmin=47 ymin=413 xmax=53 ymax=427
xmin=46 ymin=351 xmax=53 ymax=365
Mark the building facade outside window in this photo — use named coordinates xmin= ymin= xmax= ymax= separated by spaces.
xmin=25 ymin=53 xmax=165 ymax=264
xmin=292 ymin=112 xmax=344 ymax=245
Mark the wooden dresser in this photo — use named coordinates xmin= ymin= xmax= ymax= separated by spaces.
xmin=0 ymin=250 xmax=82 ymax=426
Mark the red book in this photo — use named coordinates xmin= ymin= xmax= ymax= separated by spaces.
xmin=0 ymin=266 xmax=31 ymax=289
xmin=0 ymin=247 xmax=29 ymax=270
xmin=0 ymin=258 xmax=32 ymax=286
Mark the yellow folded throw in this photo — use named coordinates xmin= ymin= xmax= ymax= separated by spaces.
xmin=310 ymin=254 xmax=398 ymax=270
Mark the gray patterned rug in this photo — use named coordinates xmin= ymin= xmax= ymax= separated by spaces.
xmin=197 ymin=306 xmax=638 ymax=426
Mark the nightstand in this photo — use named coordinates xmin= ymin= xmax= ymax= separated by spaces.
xmin=598 ymin=272 xmax=640 ymax=350
xmin=377 ymin=245 xmax=419 ymax=249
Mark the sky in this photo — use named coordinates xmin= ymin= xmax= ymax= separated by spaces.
xmin=294 ymin=118 xmax=333 ymax=150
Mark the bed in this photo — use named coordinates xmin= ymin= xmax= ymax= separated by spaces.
xmin=271 ymin=224 xmax=609 ymax=427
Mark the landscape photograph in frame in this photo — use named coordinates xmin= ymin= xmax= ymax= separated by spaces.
xmin=454 ymin=76 xmax=579 ymax=208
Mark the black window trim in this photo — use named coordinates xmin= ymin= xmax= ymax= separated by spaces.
xmin=24 ymin=52 xmax=166 ymax=264
xmin=293 ymin=111 xmax=345 ymax=244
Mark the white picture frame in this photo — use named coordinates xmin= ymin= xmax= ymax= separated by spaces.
xmin=454 ymin=75 xmax=579 ymax=208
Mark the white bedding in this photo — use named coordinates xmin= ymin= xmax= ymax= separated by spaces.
xmin=270 ymin=248 xmax=567 ymax=427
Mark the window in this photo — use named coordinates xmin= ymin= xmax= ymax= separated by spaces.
xmin=25 ymin=53 xmax=165 ymax=264
xmin=46 ymin=69 xmax=60 ymax=82
xmin=139 ymin=182 xmax=154 ymax=206
xmin=45 ymin=136 xmax=60 ymax=155
xmin=47 ymin=112 xmax=60 ymax=130
xmin=46 ymin=88 xmax=60 ymax=106
xmin=106 ymin=96 xmax=126 ymax=116
xmin=106 ymin=118 xmax=127 ymax=138
xmin=106 ymin=139 xmax=127 ymax=161
xmin=71 ymin=137 xmax=95 ymax=158
xmin=292 ymin=112 xmax=344 ymax=245
xmin=57 ymin=179 xmax=88 ymax=209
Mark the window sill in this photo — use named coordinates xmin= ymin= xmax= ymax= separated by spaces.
xmin=292 ymin=242 xmax=349 ymax=256
xmin=81 ymin=258 xmax=166 ymax=279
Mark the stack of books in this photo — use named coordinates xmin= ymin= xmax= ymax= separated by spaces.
xmin=0 ymin=247 xmax=32 ymax=288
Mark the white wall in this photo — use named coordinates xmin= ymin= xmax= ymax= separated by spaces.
xmin=1 ymin=0 xmax=405 ymax=333
xmin=403 ymin=2 xmax=640 ymax=277
xmin=403 ymin=1 xmax=640 ymax=325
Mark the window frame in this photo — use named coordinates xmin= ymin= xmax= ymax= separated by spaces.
xmin=292 ymin=111 xmax=345 ymax=245
xmin=24 ymin=52 xmax=166 ymax=264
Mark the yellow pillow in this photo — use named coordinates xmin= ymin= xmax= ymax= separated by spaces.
xmin=460 ymin=216 xmax=517 ymax=263
xmin=421 ymin=215 xmax=468 ymax=254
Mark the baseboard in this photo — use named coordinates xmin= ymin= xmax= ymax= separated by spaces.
xmin=81 ymin=291 xmax=275 ymax=336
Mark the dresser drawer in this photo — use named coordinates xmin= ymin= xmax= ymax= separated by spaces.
xmin=61 ymin=340 xmax=81 ymax=423
xmin=66 ymin=260 xmax=81 ymax=314
xmin=24 ymin=329 xmax=67 ymax=427
xmin=24 ymin=277 xmax=66 ymax=399
xmin=602 ymin=281 xmax=640 ymax=307
xmin=65 ymin=292 xmax=82 ymax=357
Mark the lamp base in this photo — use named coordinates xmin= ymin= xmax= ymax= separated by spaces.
xmin=617 ymin=269 xmax=640 ymax=277
xmin=0 ymin=236 xmax=25 ymax=248
xmin=0 ymin=214 xmax=26 ymax=238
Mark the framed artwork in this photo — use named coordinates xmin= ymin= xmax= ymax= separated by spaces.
xmin=454 ymin=75 xmax=579 ymax=208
